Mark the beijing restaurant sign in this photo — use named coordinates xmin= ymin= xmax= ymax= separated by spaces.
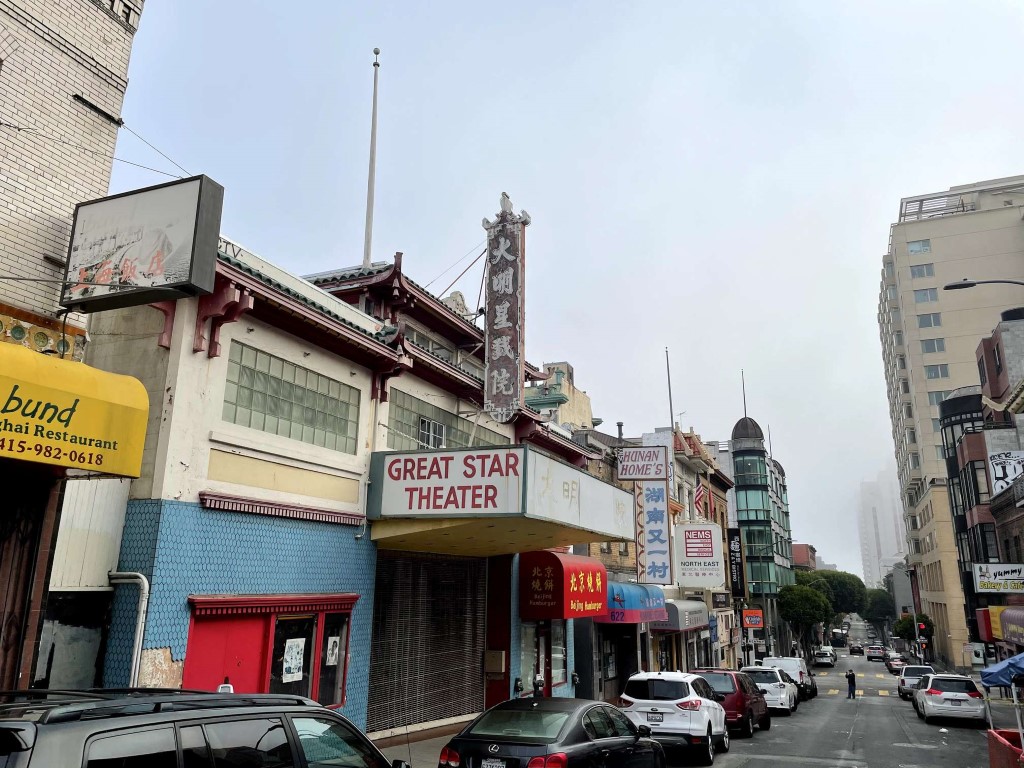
xmin=481 ymin=196 xmax=530 ymax=423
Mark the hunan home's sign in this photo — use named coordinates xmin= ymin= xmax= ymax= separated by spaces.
xmin=0 ymin=344 xmax=148 ymax=476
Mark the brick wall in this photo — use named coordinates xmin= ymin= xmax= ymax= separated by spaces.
xmin=0 ymin=0 xmax=140 ymax=323
xmin=105 ymin=499 xmax=377 ymax=729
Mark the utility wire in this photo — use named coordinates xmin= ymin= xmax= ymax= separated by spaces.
xmin=122 ymin=123 xmax=191 ymax=177
xmin=423 ymin=239 xmax=485 ymax=289
xmin=0 ymin=119 xmax=184 ymax=179
xmin=440 ymin=248 xmax=485 ymax=298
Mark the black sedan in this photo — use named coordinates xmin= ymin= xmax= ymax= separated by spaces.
xmin=849 ymin=643 xmax=864 ymax=655
xmin=439 ymin=698 xmax=665 ymax=768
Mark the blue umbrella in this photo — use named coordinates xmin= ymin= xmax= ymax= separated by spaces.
xmin=981 ymin=652 xmax=1024 ymax=688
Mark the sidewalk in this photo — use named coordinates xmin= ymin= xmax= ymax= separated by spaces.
xmin=379 ymin=734 xmax=449 ymax=768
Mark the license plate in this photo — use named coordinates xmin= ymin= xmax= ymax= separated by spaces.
xmin=950 ymin=700 xmax=961 ymax=707
xmin=647 ymin=713 xmax=664 ymax=723
xmin=482 ymin=759 xmax=504 ymax=768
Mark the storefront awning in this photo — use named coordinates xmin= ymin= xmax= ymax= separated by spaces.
xmin=519 ymin=550 xmax=608 ymax=621
xmin=649 ymin=599 xmax=709 ymax=632
xmin=1001 ymin=607 xmax=1024 ymax=645
xmin=0 ymin=343 xmax=148 ymax=477
xmin=593 ymin=583 xmax=668 ymax=624
xmin=367 ymin=446 xmax=634 ymax=557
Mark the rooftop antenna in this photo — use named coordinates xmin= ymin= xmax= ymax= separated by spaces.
xmin=665 ymin=347 xmax=676 ymax=430
xmin=741 ymin=369 xmax=748 ymax=418
xmin=362 ymin=48 xmax=381 ymax=269
xmin=767 ymin=423 xmax=773 ymax=457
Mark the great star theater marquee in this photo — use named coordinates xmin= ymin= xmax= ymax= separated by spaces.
xmin=367 ymin=445 xmax=634 ymax=557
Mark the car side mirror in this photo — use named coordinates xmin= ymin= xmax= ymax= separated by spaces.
xmin=715 ymin=693 xmax=726 ymax=702
xmin=637 ymin=724 xmax=652 ymax=738
xmin=758 ymin=687 xmax=769 ymax=694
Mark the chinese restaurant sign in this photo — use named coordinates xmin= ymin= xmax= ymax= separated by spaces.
xmin=616 ymin=446 xmax=668 ymax=481
xmin=676 ymin=523 xmax=725 ymax=590
xmin=519 ymin=550 xmax=607 ymax=620
xmin=727 ymin=527 xmax=746 ymax=598
xmin=974 ymin=563 xmax=1024 ymax=594
xmin=0 ymin=344 xmax=148 ymax=477
xmin=640 ymin=479 xmax=671 ymax=584
xmin=482 ymin=197 xmax=530 ymax=423
xmin=741 ymin=609 xmax=764 ymax=629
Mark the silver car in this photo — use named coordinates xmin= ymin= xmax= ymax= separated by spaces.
xmin=911 ymin=673 xmax=987 ymax=725
xmin=897 ymin=664 xmax=934 ymax=700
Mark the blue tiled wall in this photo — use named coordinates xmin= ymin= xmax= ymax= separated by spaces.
xmin=508 ymin=554 xmax=578 ymax=700
xmin=105 ymin=499 xmax=376 ymax=728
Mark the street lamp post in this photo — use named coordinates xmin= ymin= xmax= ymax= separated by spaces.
xmin=943 ymin=278 xmax=1024 ymax=291
xmin=890 ymin=564 xmax=922 ymax=659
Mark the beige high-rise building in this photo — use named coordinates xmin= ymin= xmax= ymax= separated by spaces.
xmin=879 ymin=176 xmax=1024 ymax=665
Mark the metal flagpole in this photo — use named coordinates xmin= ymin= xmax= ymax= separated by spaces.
xmin=362 ymin=48 xmax=381 ymax=269
xmin=665 ymin=347 xmax=675 ymax=430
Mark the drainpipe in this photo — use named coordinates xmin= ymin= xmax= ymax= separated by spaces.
xmin=108 ymin=571 xmax=150 ymax=687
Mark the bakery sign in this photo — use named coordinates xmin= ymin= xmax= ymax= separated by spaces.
xmin=481 ymin=194 xmax=530 ymax=423
xmin=974 ymin=563 xmax=1024 ymax=594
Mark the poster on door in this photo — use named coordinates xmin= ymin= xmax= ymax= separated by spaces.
xmin=282 ymin=637 xmax=305 ymax=683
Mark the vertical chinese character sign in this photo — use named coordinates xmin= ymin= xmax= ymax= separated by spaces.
xmin=482 ymin=194 xmax=530 ymax=423
xmin=618 ymin=445 xmax=671 ymax=586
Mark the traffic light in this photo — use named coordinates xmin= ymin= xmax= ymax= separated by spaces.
xmin=918 ymin=623 xmax=926 ymax=630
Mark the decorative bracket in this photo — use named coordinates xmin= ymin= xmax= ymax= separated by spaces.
xmin=149 ymin=301 xmax=176 ymax=349
xmin=193 ymin=275 xmax=254 ymax=357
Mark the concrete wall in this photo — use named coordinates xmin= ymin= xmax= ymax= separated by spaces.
xmin=0 ymin=0 xmax=139 ymax=321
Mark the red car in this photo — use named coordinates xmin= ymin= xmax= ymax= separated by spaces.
xmin=692 ymin=669 xmax=771 ymax=738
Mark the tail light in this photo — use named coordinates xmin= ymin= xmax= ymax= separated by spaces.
xmin=968 ymin=691 xmax=983 ymax=699
xmin=617 ymin=697 xmax=633 ymax=709
xmin=677 ymin=699 xmax=703 ymax=710
xmin=925 ymin=689 xmax=942 ymax=697
xmin=440 ymin=747 xmax=461 ymax=767
xmin=527 ymin=754 xmax=567 ymax=768
xmin=799 ymin=671 xmax=805 ymax=682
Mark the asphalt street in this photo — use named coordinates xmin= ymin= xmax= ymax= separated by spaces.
xmin=382 ymin=618 xmax=1011 ymax=768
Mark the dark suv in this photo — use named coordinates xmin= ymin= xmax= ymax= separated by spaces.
xmin=0 ymin=689 xmax=406 ymax=768
xmin=691 ymin=669 xmax=770 ymax=738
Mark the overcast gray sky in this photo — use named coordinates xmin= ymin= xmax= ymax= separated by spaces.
xmin=109 ymin=1 xmax=1024 ymax=575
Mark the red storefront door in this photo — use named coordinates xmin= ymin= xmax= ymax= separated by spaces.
xmin=184 ymin=614 xmax=267 ymax=693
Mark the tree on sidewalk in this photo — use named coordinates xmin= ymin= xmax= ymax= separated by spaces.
xmin=862 ymin=588 xmax=895 ymax=632
xmin=779 ymin=584 xmax=833 ymax=653
xmin=892 ymin=613 xmax=935 ymax=642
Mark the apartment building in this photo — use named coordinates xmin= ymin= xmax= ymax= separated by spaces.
xmin=878 ymin=175 xmax=1024 ymax=665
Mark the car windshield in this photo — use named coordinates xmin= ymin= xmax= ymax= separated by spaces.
xmin=932 ymin=678 xmax=979 ymax=694
xmin=744 ymin=670 xmax=781 ymax=684
xmin=695 ymin=673 xmax=736 ymax=694
xmin=815 ymin=652 xmax=830 ymax=657
xmin=623 ymin=679 xmax=689 ymax=701
xmin=903 ymin=667 xmax=932 ymax=677
xmin=466 ymin=710 xmax=570 ymax=741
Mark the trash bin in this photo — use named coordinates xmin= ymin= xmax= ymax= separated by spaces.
xmin=987 ymin=729 xmax=1023 ymax=768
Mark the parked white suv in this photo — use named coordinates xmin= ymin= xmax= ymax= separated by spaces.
xmin=620 ymin=671 xmax=730 ymax=765
xmin=761 ymin=656 xmax=816 ymax=700
xmin=911 ymin=673 xmax=988 ymax=725
xmin=740 ymin=666 xmax=799 ymax=715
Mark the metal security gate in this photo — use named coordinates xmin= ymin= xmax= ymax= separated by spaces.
xmin=367 ymin=552 xmax=486 ymax=732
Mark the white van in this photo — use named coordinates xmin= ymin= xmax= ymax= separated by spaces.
xmin=761 ymin=657 xmax=816 ymax=701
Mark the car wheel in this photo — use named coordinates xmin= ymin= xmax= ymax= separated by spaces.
xmin=923 ymin=714 xmax=932 ymax=725
xmin=695 ymin=727 xmax=715 ymax=766
xmin=792 ymin=697 xmax=799 ymax=713
xmin=739 ymin=712 xmax=754 ymax=738
xmin=916 ymin=705 xmax=924 ymax=720
xmin=717 ymin=728 xmax=730 ymax=753
xmin=758 ymin=712 xmax=772 ymax=731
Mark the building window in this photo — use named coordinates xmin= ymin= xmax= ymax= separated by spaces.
xmin=887 ymin=285 xmax=898 ymax=300
xmin=224 ymin=341 xmax=360 ymax=454
xmin=906 ymin=428 xmax=917 ymax=444
xmin=900 ymin=379 xmax=911 ymax=394
xmin=619 ymin=541 xmax=629 ymax=556
xmin=935 ymin=445 xmax=945 ymax=460
xmin=921 ymin=338 xmax=945 ymax=353
xmin=893 ymin=331 xmax=904 ymax=347
xmin=931 ymin=418 xmax=941 ymax=432
xmin=903 ymin=403 xmax=913 ymax=418
xmin=885 ymin=261 xmax=895 ymax=278
xmin=994 ymin=344 xmax=1003 ymax=374
xmin=918 ymin=313 xmax=942 ymax=328
xmin=897 ymin=354 xmax=907 ymax=370
xmin=978 ymin=358 xmax=988 ymax=385
xmin=910 ymin=452 xmax=920 ymax=469
xmin=388 ymin=389 xmax=508 ymax=450
xmin=734 ymin=454 xmax=768 ymax=486
xmin=418 ymin=418 xmax=446 ymax=449
xmin=908 ymin=239 xmax=931 ymax=255
xmin=913 ymin=288 xmax=939 ymax=303
xmin=925 ymin=364 xmax=949 ymax=379
xmin=910 ymin=263 xmax=935 ymax=278
xmin=927 ymin=390 xmax=951 ymax=406
xmin=599 ymin=542 xmax=612 ymax=554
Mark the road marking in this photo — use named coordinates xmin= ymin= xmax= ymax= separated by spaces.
xmin=875 ymin=674 xmax=885 ymax=679
xmin=856 ymin=690 xmax=864 ymax=696
xmin=856 ymin=673 xmax=864 ymax=678
xmin=819 ymin=672 xmax=829 ymax=676
xmin=878 ymin=690 xmax=889 ymax=696
xmin=828 ymin=689 xmax=840 ymax=695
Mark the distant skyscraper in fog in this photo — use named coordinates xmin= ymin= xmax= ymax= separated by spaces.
xmin=859 ymin=470 xmax=905 ymax=587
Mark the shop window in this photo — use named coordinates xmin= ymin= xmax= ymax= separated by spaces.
xmin=86 ymin=728 xmax=176 ymax=768
xmin=224 ymin=341 xmax=360 ymax=454
xmin=521 ymin=622 xmax=538 ymax=683
xmin=270 ymin=615 xmax=316 ymax=697
xmin=292 ymin=717 xmax=383 ymax=768
xmin=551 ymin=620 xmax=567 ymax=686
xmin=204 ymin=719 xmax=293 ymax=767
xmin=318 ymin=613 xmax=350 ymax=705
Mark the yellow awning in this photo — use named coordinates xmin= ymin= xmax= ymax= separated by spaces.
xmin=0 ymin=344 xmax=148 ymax=477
